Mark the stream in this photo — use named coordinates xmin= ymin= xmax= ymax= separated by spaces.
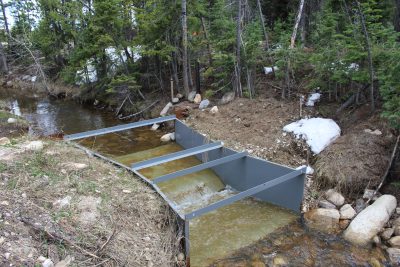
xmin=0 ymin=89 xmax=389 ymax=266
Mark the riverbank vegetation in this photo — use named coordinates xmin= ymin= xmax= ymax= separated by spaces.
xmin=0 ymin=0 xmax=398 ymax=129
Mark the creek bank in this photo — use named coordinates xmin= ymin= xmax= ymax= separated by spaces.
xmin=0 ymin=110 xmax=181 ymax=267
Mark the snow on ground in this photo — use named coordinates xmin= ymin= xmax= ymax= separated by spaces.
xmin=296 ymin=165 xmax=314 ymax=175
xmin=264 ymin=66 xmax=279 ymax=74
xmin=305 ymin=93 xmax=321 ymax=107
xmin=283 ymin=118 xmax=341 ymax=154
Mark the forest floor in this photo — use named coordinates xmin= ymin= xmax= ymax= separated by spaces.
xmin=0 ymin=111 xmax=182 ymax=266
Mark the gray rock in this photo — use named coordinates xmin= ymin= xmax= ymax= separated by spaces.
xmin=389 ymin=236 xmax=400 ymax=248
xmin=325 ymin=189 xmax=345 ymax=207
xmin=6 ymin=80 xmax=13 ymax=87
xmin=340 ymin=204 xmax=356 ymax=220
xmin=363 ymin=189 xmax=381 ymax=200
xmin=42 ymin=259 xmax=54 ymax=267
xmin=188 ymin=91 xmax=197 ymax=102
xmin=219 ymin=91 xmax=235 ymax=105
xmin=172 ymin=97 xmax=179 ymax=103
xmin=373 ymin=235 xmax=381 ymax=245
xmin=23 ymin=141 xmax=44 ymax=151
xmin=381 ymin=228 xmax=394 ymax=240
xmin=304 ymin=208 xmax=340 ymax=233
xmin=395 ymin=226 xmax=400 ymax=236
xmin=393 ymin=217 xmax=400 ymax=227
xmin=386 ymin=248 xmax=400 ymax=265
xmin=199 ymin=99 xmax=210 ymax=109
xmin=7 ymin=118 xmax=17 ymax=124
xmin=396 ymin=207 xmax=400 ymax=214
xmin=344 ymin=195 xmax=397 ymax=246
xmin=318 ymin=199 xmax=336 ymax=209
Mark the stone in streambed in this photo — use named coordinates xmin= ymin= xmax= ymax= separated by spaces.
xmin=151 ymin=123 xmax=160 ymax=131
xmin=344 ymin=195 xmax=397 ymax=246
xmin=389 ymin=236 xmax=400 ymax=248
xmin=304 ymin=208 xmax=340 ymax=233
xmin=340 ymin=204 xmax=356 ymax=220
xmin=160 ymin=132 xmax=175 ymax=142
xmin=318 ymin=199 xmax=336 ymax=209
xmin=325 ymin=189 xmax=345 ymax=207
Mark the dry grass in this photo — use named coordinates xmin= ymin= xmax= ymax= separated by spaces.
xmin=0 ymin=138 xmax=182 ymax=266
xmin=315 ymin=115 xmax=395 ymax=197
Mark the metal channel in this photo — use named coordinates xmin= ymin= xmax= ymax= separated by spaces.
xmin=184 ymin=168 xmax=306 ymax=220
xmin=68 ymin=142 xmax=185 ymax=219
xmin=64 ymin=115 xmax=176 ymax=141
xmin=152 ymin=152 xmax=248 ymax=184
xmin=131 ymin=141 xmax=224 ymax=171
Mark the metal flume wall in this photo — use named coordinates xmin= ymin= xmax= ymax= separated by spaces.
xmin=64 ymin=116 xmax=306 ymax=259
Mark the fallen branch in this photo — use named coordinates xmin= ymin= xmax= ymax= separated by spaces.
xmin=21 ymin=217 xmax=100 ymax=259
xmin=96 ymin=228 xmax=117 ymax=253
xmin=115 ymin=95 xmax=128 ymax=116
xmin=118 ymin=100 xmax=159 ymax=120
xmin=366 ymin=135 xmax=400 ymax=204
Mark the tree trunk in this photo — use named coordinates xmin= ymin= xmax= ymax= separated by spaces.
xmin=1 ymin=0 xmax=10 ymax=38
xmin=235 ymin=0 xmax=243 ymax=97
xmin=0 ymin=42 xmax=8 ymax=73
xmin=256 ymin=0 xmax=269 ymax=50
xmin=201 ymin=16 xmax=213 ymax=65
xmin=356 ymin=0 xmax=375 ymax=111
xmin=290 ymin=0 xmax=305 ymax=48
xmin=181 ymin=0 xmax=190 ymax=97
xmin=395 ymin=0 xmax=400 ymax=33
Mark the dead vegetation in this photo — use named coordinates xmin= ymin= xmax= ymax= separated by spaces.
xmin=0 ymin=138 xmax=182 ymax=266
xmin=315 ymin=115 xmax=396 ymax=196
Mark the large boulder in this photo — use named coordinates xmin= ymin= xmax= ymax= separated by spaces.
xmin=304 ymin=208 xmax=340 ymax=233
xmin=344 ymin=195 xmax=397 ymax=246
xmin=386 ymin=248 xmax=400 ymax=265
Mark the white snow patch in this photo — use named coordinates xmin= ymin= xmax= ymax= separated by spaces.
xmin=296 ymin=165 xmax=314 ymax=175
xmin=264 ymin=66 xmax=279 ymax=74
xmin=283 ymin=118 xmax=341 ymax=154
xmin=305 ymin=93 xmax=321 ymax=107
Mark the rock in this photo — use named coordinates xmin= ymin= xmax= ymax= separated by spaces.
xmin=396 ymin=207 xmax=400 ymax=214
xmin=53 ymin=196 xmax=72 ymax=210
xmin=172 ymin=97 xmax=179 ymax=104
xmin=55 ymin=256 xmax=74 ymax=267
xmin=389 ymin=236 xmax=400 ymax=247
xmin=37 ymin=256 xmax=47 ymax=262
xmin=199 ymin=99 xmax=210 ymax=109
xmin=220 ymin=91 xmax=235 ymax=105
xmin=386 ymin=248 xmax=400 ymax=265
xmin=339 ymin=219 xmax=351 ymax=230
xmin=395 ymin=226 xmax=400 ymax=236
xmin=188 ymin=91 xmax=197 ymax=102
xmin=210 ymin=106 xmax=219 ymax=114
xmin=160 ymin=132 xmax=175 ymax=142
xmin=6 ymin=80 xmax=13 ymax=87
xmin=304 ymin=208 xmax=340 ymax=233
xmin=93 ymin=99 xmax=99 ymax=106
xmin=43 ymin=259 xmax=54 ymax=267
xmin=381 ymin=228 xmax=394 ymax=240
xmin=7 ymin=118 xmax=17 ymax=123
xmin=0 ymin=137 xmax=11 ymax=145
xmin=62 ymin=162 xmax=88 ymax=171
xmin=176 ymin=93 xmax=183 ymax=99
xmin=122 ymin=189 xmax=132 ymax=194
xmin=365 ymin=129 xmax=383 ymax=136
xmin=344 ymin=195 xmax=397 ymax=246
xmin=193 ymin=94 xmax=202 ymax=104
xmin=160 ymin=102 xmax=173 ymax=116
xmin=340 ymin=204 xmax=356 ymax=220
xmin=4 ymin=253 xmax=10 ymax=260
xmin=393 ymin=217 xmax=400 ymax=227
xmin=0 ymin=237 xmax=4 ymax=245
xmin=177 ymin=253 xmax=185 ymax=261
xmin=272 ymin=256 xmax=287 ymax=266
xmin=325 ymin=189 xmax=345 ymax=207
xmin=355 ymin=198 xmax=366 ymax=213
xmin=23 ymin=141 xmax=44 ymax=151
xmin=151 ymin=123 xmax=160 ymax=131
xmin=373 ymin=235 xmax=381 ymax=245
xmin=318 ymin=199 xmax=336 ymax=209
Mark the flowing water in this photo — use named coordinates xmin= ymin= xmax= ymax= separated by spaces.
xmin=0 ymin=89 xmax=389 ymax=266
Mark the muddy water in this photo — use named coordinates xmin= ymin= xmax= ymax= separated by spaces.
xmin=0 ymin=91 xmax=389 ymax=266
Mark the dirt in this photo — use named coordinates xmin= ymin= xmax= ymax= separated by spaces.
xmin=0 ymin=138 xmax=182 ymax=266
